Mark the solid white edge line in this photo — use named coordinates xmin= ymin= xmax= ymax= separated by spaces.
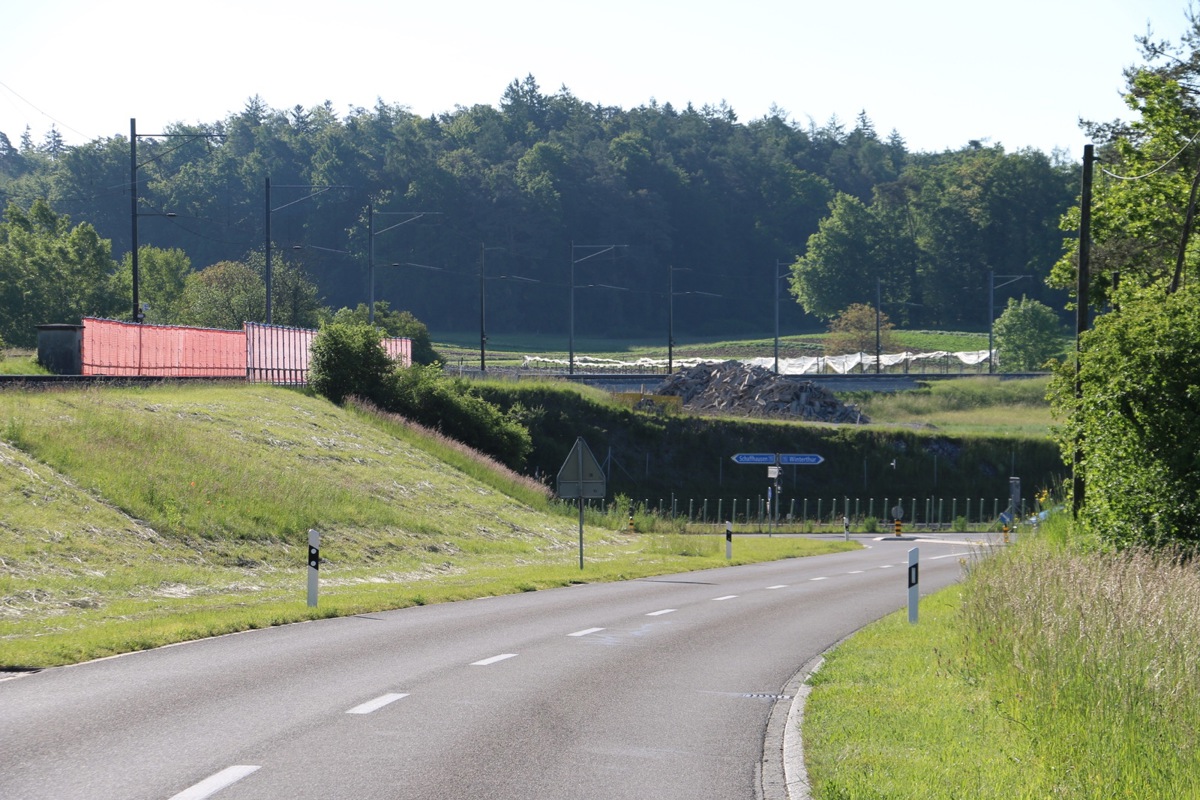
xmin=568 ymin=627 xmax=606 ymax=637
xmin=169 ymin=765 xmax=260 ymax=800
xmin=713 ymin=595 xmax=738 ymax=601
xmin=346 ymin=692 xmax=409 ymax=714
xmin=471 ymin=653 xmax=518 ymax=666
xmin=646 ymin=609 xmax=676 ymax=616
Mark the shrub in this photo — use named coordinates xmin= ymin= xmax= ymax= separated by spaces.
xmin=1051 ymin=282 xmax=1200 ymax=547
xmin=309 ymin=322 xmax=396 ymax=405
xmin=385 ymin=364 xmax=532 ymax=470
xmin=329 ymin=303 xmax=442 ymax=365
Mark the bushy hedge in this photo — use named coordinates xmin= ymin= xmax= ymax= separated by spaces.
xmin=309 ymin=323 xmax=531 ymax=470
xmin=308 ymin=322 xmax=395 ymax=405
xmin=1052 ymin=282 xmax=1200 ymax=547
xmin=385 ymin=364 xmax=532 ymax=471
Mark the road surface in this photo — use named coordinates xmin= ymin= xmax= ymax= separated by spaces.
xmin=0 ymin=535 xmax=984 ymax=799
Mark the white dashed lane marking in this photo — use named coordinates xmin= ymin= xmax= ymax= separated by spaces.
xmin=646 ymin=609 xmax=676 ymax=616
xmin=712 ymin=595 xmax=738 ymax=601
xmin=169 ymin=765 xmax=260 ymax=800
xmin=471 ymin=653 xmax=518 ymax=666
xmin=568 ymin=627 xmax=605 ymax=637
xmin=346 ymin=693 xmax=409 ymax=714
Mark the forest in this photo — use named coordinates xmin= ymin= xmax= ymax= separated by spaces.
xmin=0 ymin=75 xmax=1080 ymax=348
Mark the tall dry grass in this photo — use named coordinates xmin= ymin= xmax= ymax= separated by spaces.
xmin=960 ymin=538 xmax=1200 ymax=796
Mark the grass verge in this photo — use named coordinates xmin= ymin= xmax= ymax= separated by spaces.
xmin=803 ymin=515 xmax=1200 ymax=798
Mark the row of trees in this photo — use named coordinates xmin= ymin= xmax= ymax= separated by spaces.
xmin=0 ymin=200 xmax=322 ymax=346
xmin=1 ymin=77 xmax=1079 ymax=346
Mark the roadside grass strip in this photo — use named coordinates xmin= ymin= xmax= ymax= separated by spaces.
xmin=802 ymin=589 xmax=1037 ymax=799
xmin=804 ymin=537 xmax=1200 ymax=798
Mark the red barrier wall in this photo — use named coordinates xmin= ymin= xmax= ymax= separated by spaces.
xmin=81 ymin=318 xmax=246 ymax=377
xmin=81 ymin=318 xmax=412 ymax=383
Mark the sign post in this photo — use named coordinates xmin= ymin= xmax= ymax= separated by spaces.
xmin=907 ymin=547 xmax=919 ymax=624
xmin=307 ymin=528 xmax=320 ymax=607
xmin=557 ymin=437 xmax=606 ymax=569
xmin=731 ymin=454 xmax=823 ymax=535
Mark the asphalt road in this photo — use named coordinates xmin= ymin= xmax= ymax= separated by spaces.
xmin=0 ymin=535 xmax=985 ymax=800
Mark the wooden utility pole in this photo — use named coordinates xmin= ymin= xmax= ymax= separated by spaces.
xmin=1073 ymin=145 xmax=1094 ymax=518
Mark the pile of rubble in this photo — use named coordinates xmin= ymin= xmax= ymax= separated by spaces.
xmin=652 ymin=360 xmax=868 ymax=424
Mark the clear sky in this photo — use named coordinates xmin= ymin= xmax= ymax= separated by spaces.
xmin=0 ymin=0 xmax=1189 ymax=158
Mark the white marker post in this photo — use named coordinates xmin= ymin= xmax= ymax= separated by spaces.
xmin=307 ymin=529 xmax=320 ymax=608
xmin=725 ymin=520 xmax=733 ymax=560
xmin=907 ymin=547 xmax=919 ymax=624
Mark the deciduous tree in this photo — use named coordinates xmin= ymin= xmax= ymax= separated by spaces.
xmin=0 ymin=199 xmax=119 ymax=346
xmin=992 ymin=296 xmax=1064 ymax=371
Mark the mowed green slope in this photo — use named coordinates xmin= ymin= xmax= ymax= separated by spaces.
xmin=0 ymin=383 xmax=852 ymax=668
xmin=0 ymin=383 xmax=579 ymax=666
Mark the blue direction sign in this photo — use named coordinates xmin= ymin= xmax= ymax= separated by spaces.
xmin=780 ymin=453 xmax=824 ymax=466
xmin=730 ymin=453 xmax=777 ymax=465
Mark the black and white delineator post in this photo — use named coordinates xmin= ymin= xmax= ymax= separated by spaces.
xmin=1009 ymin=477 xmax=1021 ymax=540
xmin=307 ymin=529 xmax=320 ymax=607
xmin=725 ymin=520 xmax=733 ymax=560
xmin=907 ymin=547 xmax=919 ymax=624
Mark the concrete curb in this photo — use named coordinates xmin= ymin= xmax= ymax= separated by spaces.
xmin=761 ymin=652 xmax=826 ymax=800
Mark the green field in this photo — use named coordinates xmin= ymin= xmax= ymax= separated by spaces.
xmin=431 ymin=329 xmax=993 ymax=367
xmin=848 ymin=375 xmax=1054 ymax=437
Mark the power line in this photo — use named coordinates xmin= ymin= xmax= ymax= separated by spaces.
xmin=0 ymin=79 xmax=95 ymax=142
xmin=1099 ymin=127 xmax=1200 ymax=181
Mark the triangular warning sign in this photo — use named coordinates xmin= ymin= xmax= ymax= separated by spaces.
xmin=557 ymin=437 xmax=607 ymax=498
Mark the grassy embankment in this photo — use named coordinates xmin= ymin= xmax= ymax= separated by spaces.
xmin=0 ymin=350 xmax=49 ymax=376
xmin=0 ymin=382 xmax=854 ymax=669
xmin=803 ymin=514 xmax=1200 ymax=798
xmin=846 ymin=375 xmax=1054 ymax=438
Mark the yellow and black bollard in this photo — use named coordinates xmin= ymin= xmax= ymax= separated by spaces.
xmin=894 ymin=518 xmax=902 ymax=536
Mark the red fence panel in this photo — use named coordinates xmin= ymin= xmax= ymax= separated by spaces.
xmin=245 ymin=322 xmax=314 ymax=384
xmin=81 ymin=318 xmax=246 ymax=377
xmin=81 ymin=319 xmax=411 ymax=383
